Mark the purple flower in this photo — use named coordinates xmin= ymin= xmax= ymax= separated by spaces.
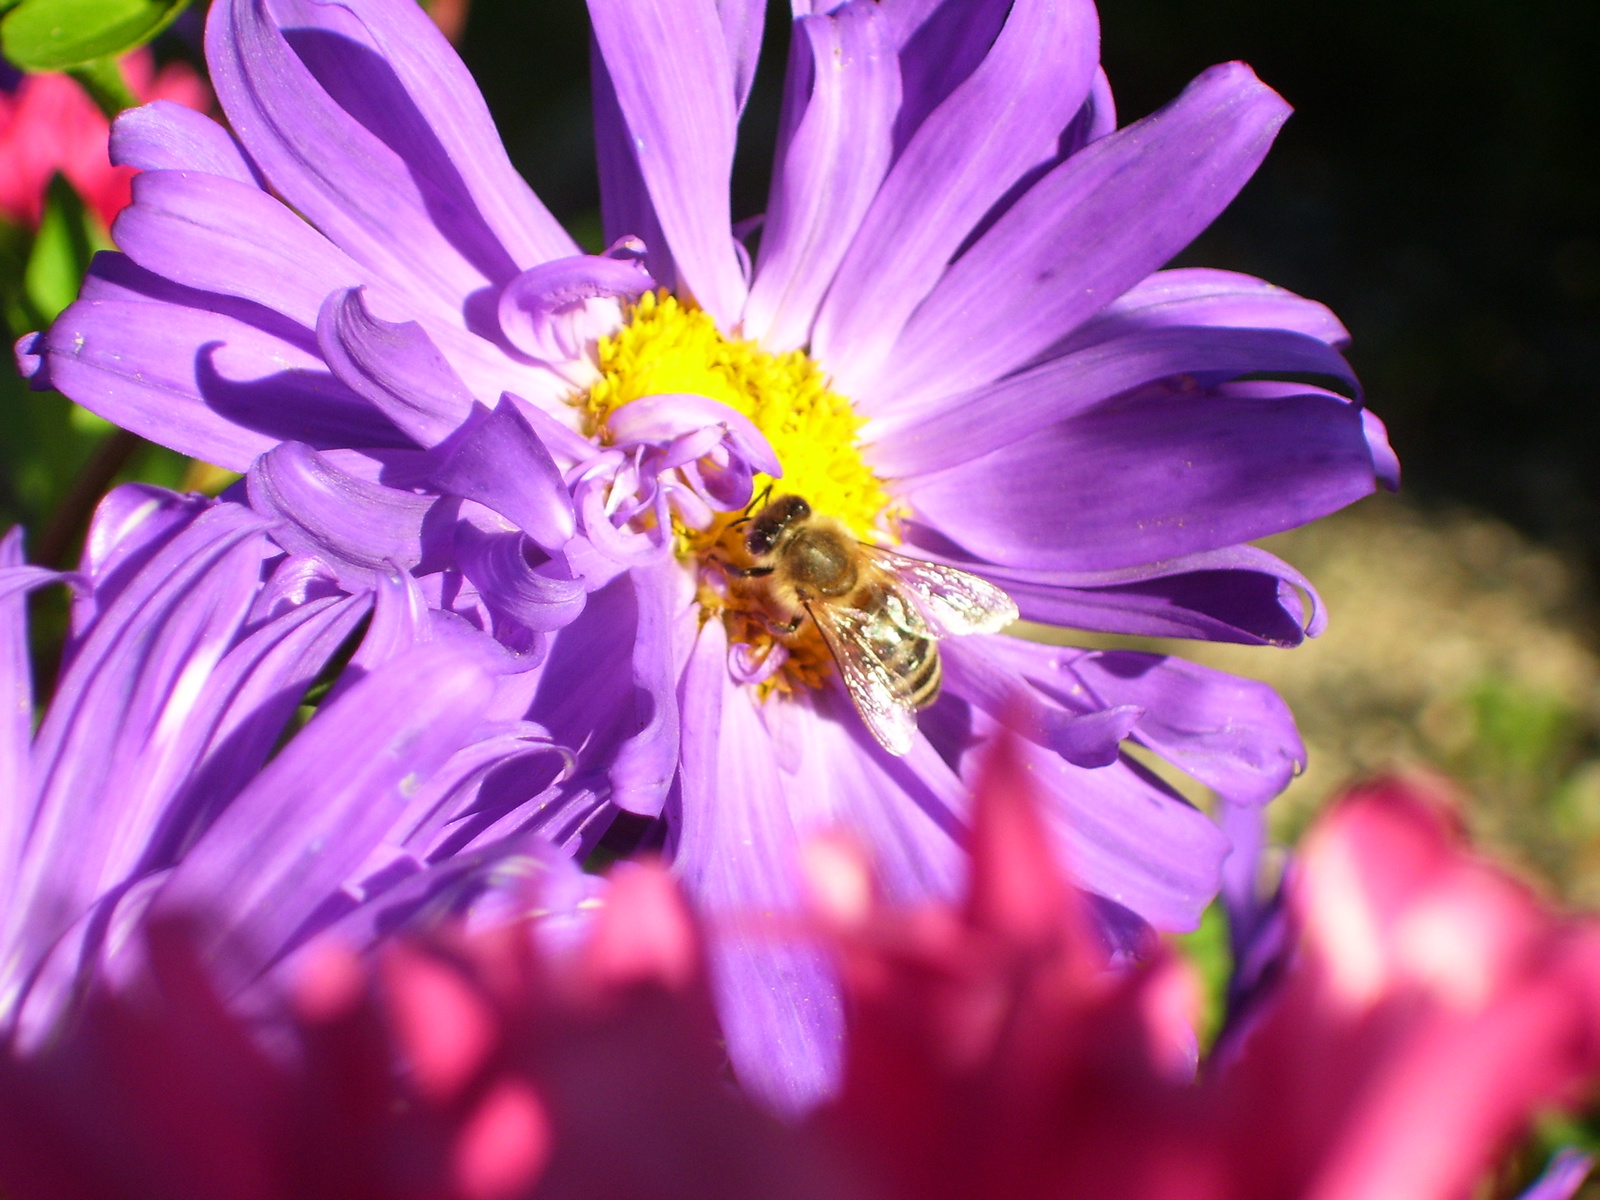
xmin=23 ymin=0 xmax=1395 ymax=1109
xmin=0 ymin=491 xmax=594 ymax=1046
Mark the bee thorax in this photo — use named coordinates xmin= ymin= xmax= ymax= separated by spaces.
xmin=785 ymin=528 xmax=858 ymax=597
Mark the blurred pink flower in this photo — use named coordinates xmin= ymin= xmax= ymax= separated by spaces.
xmin=1 ymin=763 xmax=1596 ymax=1200
xmin=816 ymin=765 xmax=1600 ymax=1200
xmin=0 ymin=51 xmax=209 ymax=231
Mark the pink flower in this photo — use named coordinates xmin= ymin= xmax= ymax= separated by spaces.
xmin=815 ymin=764 xmax=1600 ymax=1200
xmin=0 ymin=51 xmax=210 ymax=231
xmin=1 ymin=763 xmax=1596 ymax=1200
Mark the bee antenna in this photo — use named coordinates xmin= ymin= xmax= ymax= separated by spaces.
xmin=745 ymin=482 xmax=773 ymax=515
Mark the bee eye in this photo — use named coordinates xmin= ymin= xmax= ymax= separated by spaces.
xmin=746 ymin=528 xmax=772 ymax=556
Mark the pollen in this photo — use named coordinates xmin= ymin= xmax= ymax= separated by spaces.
xmin=583 ymin=290 xmax=892 ymax=544
xmin=580 ymin=290 xmax=897 ymax=695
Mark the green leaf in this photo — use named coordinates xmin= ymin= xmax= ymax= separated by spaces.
xmin=22 ymin=173 xmax=105 ymax=327
xmin=1 ymin=0 xmax=189 ymax=72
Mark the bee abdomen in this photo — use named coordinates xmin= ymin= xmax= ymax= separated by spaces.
xmin=879 ymin=634 xmax=941 ymax=710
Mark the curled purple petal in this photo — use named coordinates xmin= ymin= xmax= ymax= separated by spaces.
xmin=496 ymin=250 xmax=654 ymax=364
xmin=317 ymin=287 xmax=476 ymax=449
xmin=247 ymin=442 xmax=435 ymax=588
xmin=429 ymin=396 xmax=575 ymax=551
xmin=454 ymin=523 xmax=587 ymax=634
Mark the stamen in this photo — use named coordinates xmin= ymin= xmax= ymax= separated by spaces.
xmin=582 ymin=291 xmax=897 ymax=695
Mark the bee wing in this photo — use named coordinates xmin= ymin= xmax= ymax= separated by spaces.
xmin=864 ymin=548 xmax=1019 ymax=637
xmin=803 ymin=599 xmax=918 ymax=757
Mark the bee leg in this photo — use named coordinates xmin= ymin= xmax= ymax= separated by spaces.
xmin=758 ymin=612 xmax=805 ymax=636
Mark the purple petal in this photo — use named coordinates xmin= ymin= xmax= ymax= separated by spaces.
xmin=876 ymin=63 xmax=1293 ymax=412
xmin=811 ymin=0 xmax=1101 ymax=394
xmin=429 ymin=397 xmax=575 ymax=550
xmin=496 ymin=251 xmax=653 ymax=364
xmin=591 ymin=41 xmax=676 ymax=295
xmin=109 ymin=100 xmax=261 ymax=186
xmin=868 ymin=325 xmax=1360 ymax=476
xmin=904 ymin=389 xmax=1378 ymax=572
xmin=939 ymin=637 xmax=1141 ymax=769
xmin=886 ymin=0 xmax=1012 ymax=159
xmin=924 ymin=697 xmax=1229 ymax=932
xmin=113 ymin=168 xmax=364 ymax=330
xmin=428 ymin=400 xmax=572 ymax=553
xmin=961 ymin=543 xmax=1326 ymax=646
xmin=528 ymin=565 xmax=691 ymax=817
xmin=1059 ymin=267 xmax=1351 ymax=354
xmin=316 ymin=287 xmax=475 ymax=449
xmin=1060 ymin=65 xmax=1117 ymax=156
xmin=153 ymin=641 xmax=495 ymax=986
xmin=206 ymin=0 xmax=570 ymax=327
xmin=1065 ymin=649 xmax=1305 ymax=806
xmin=0 ymin=530 xmax=45 ymax=908
xmin=454 ymin=524 xmax=586 ymax=634
xmin=605 ymin=392 xmax=781 ymax=477
xmin=604 ymin=556 xmax=684 ymax=816
xmin=744 ymin=1 xmax=900 ymax=351
xmin=45 ymin=257 xmax=409 ymax=470
xmin=766 ymin=683 xmax=968 ymax=907
xmin=247 ymin=442 xmax=435 ymax=588
xmin=150 ymin=591 xmax=375 ymax=865
xmin=587 ymin=0 xmax=746 ymax=327
xmin=1363 ymin=407 xmax=1402 ymax=491
xmin=675 ymin=617 xmax=843 ymax=1114
xmin=66 ymin=485 xmax=213 ymax=654
xmin=1516 ymin=1152 xmax=1595 ymax=1200
xmin=717 ymin=0 xmax=765 ymax=113
xmin=3 ymin=507 xmax=270 ymax=994
xmin=269 ymin=0 xmax=574 ymax=266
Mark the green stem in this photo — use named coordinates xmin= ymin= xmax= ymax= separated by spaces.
xmin=66 ymin=56 xmax=137 ymax=120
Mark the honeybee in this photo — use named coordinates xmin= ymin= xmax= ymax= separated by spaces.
xmin=734 ymin=494 xmax=1018 ymax=756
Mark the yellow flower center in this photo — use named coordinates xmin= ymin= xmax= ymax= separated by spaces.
xmin=580 ymin=290 xmax=896 ymax=694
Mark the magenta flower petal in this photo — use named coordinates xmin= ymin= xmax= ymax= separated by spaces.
xmin=587 ymin=0 xmax=746 ymax=327
xmin=109 ymin=99 xmax=259 ymax=185
xmin=812 ymin=0 xmax=1101 ymax=392
xmin=868 ymin=324 xmax=1360 ymax=476
xmin=878 ymin=61 xmax=1293 ymax=412
xmin=907 ymin=389 xmax=1376 ymax=571
xmin=744 ymin=2 xmax=900 ymax=351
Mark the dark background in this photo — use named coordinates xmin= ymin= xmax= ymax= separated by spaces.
xmin=458 ymin=0 xmax=1600 ymax=573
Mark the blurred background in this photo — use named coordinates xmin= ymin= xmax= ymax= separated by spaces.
xmin=0 ymin=0 xmax=1596 ymax=1187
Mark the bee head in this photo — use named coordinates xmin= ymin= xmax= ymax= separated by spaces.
xmin=745 ymin=494 xmax=811 ymax=557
